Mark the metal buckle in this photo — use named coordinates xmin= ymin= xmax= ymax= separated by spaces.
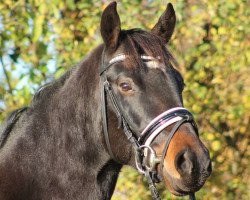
xmin=136 ymin=145 xmax=161 ymax=172
xmin=135 ymin=148 xmax=146 ymax=174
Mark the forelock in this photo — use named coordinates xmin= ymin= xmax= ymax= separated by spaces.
xmin=119 ymin=29 xmax=177 ymax=70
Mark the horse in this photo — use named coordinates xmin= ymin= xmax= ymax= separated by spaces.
xmin=0 ymin=2 xmax=211 ymax=200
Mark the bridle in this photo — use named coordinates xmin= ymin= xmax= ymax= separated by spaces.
xmin=100 ymin=53 xmax=198 ymax=200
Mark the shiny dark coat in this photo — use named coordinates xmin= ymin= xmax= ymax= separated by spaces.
xmin=0 ymin=2 xmax=211 ymax=200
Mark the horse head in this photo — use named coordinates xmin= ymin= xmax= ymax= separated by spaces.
xmin=99 ymin=2 xmax=211 ymax=197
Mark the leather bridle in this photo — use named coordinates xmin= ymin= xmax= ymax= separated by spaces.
xmin=100 ymin=53 xmax=197 ymax=200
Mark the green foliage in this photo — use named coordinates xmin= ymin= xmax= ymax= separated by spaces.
xmin=0 ymin=0 xmax=249 ymax=199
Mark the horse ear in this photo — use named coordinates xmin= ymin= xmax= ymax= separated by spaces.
xmin=151 ymin=3 xmax=176 ymax=43
xmin=101 ymin=2 xmax=121 ymax=49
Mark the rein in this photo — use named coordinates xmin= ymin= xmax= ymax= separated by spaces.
xmin=100 ymin=53 xmax=197 ymax=200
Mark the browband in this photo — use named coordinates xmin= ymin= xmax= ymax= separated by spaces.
xmin=100 ymin=53 xmax=160 ymax=75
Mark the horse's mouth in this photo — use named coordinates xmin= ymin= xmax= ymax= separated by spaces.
xmin=170 ymin=190 xmax=189 ymax=196
xmin=161 ymin=172 xmax=207 ymax=197
xmin=168 ymin=184 xmax=203 ymax=197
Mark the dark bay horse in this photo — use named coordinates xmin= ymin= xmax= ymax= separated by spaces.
xmin=0 ymin=2 xmax=211 ymax=200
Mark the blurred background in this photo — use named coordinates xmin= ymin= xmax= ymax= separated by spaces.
xmin=0 ymin=0 xmax=249 ymax=199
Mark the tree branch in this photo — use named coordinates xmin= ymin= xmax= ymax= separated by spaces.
xmin=0 ymin=56 xmax=13 ymax=94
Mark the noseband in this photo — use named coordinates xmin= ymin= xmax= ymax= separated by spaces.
xmin=100 ymin=53 xmax=197 ymax=200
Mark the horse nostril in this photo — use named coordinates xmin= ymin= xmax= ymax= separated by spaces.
xmin=175 ymin=150 xmax=195 ymax=175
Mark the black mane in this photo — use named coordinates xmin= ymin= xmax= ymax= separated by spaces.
xmin=0 ymin=67 xmax=77 ymax=149
xmin=31 ymin=67 xmax=76 ymax=107
xmin=0 ymin=107 xmax=28 ymax=148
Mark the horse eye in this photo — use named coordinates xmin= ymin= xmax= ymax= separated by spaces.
xmin=119 ymin=82 xmax=132 ymax=92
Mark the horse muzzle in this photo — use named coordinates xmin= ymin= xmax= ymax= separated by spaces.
xmin=136 ymin=107 xmax=212 ymax=198
xmin=158 ymin=138 xmax=212 ymax=196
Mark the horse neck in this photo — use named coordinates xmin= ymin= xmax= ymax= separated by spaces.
xmin=46 ymin=44 xmax=122 ymax=198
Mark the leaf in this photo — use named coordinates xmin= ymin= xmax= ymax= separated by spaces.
xmin=32 ymin=15 xmax=45 ymax=43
